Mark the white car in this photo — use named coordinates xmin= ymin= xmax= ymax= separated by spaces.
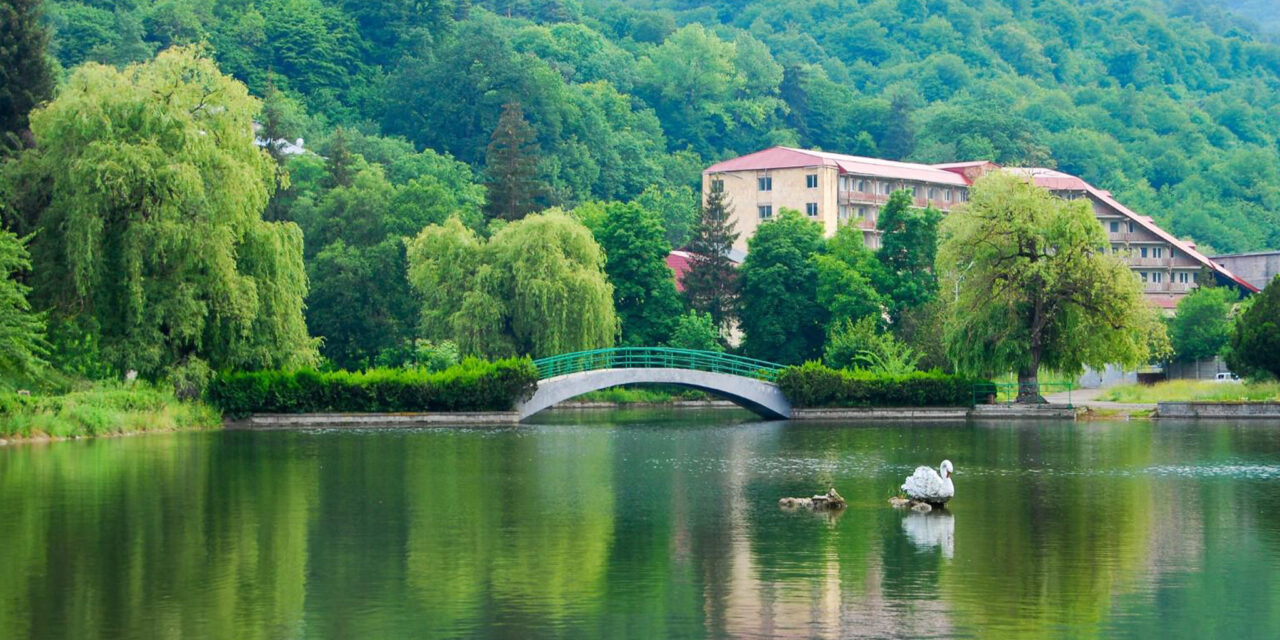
xmin=1214 ymin=372 xmax=1240 ymax=383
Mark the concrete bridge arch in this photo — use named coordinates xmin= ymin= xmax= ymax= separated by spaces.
xmin=516 ymin=367 xmax=792 ymax=421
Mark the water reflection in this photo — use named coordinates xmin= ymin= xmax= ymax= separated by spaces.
xmin=903 ymin=511 xmax=954 ymax=559
xmin=0 ymin=416 xmax=1278 ymax=638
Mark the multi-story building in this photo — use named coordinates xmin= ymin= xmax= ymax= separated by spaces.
xmin=703 ymin=147 xmax=1257 ymax=307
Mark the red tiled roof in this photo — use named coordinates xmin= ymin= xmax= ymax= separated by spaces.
xmin=705 ymin=146 xmax=970 ymax=186
xmin=1008 ymin=167 xmax=1259 ymax=293
xmin=666 ymin=250 xmax=740 ymax=292
xmin=666 ymin=250 xmax=694 ymax=292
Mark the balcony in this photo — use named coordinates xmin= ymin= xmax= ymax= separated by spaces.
xmin=1108 ymin=232 xmax=1152 ymax=243
xmin=1142 ymin=280 xmax=1193 ymax=293
xmin=1126 ymin=256 xmax=1173 ymax=267
xmin=839 ymin=190 xmax=887 ymax=205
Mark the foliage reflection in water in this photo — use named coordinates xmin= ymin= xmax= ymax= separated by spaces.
xmin=2 ymin=411 xmax=1280 ymax=639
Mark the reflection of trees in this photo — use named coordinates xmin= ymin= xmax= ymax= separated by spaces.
xmin=404 ymin=429 xmax=615 ymax=638
xmin=4 ymin=418 xmax=1280 ymax=637
xmin=941 ymin=422 xmax=1159 ymax=637
xmin=0 ymin=433 xmax=318 ymax=639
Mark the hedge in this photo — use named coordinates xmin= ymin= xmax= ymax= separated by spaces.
xmin=206 ymin=358 xmax=539 ymax=418
xmin=776 ymin=362 xmax=985 ymax=408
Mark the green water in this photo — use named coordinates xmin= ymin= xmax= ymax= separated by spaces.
xmin=3 ymin=411 xmax=1280 ymax=639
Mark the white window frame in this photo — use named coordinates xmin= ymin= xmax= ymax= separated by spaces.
xmin=758 ymin=205 xmax=773 ymax=219
xmin=805 ymin=203 xmax=819 ymax=216
xmin=758 ymin=176 xmax=772 ymax=192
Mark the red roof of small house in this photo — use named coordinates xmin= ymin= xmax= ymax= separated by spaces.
xmin=666 ymin=250 xmax=740 ymax=292
xmin=666 ymin=250 xmax=695 ymax=292
xmin=1007 ymin=167 xmax=1259 ymax=293
xmin=705 ymin=147 xmax=970 ymax=186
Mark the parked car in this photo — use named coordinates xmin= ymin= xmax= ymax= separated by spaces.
xmin=1214 ymin=372 xmax=1240 ymax=383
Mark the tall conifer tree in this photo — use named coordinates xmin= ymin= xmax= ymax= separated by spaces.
xmin=484 ymin=102 xmax=545 ymax=221
xmin=682 ymin=186 xmax=740 ymax=329
xmin=0 ymin=0 xmax=55 ymax=152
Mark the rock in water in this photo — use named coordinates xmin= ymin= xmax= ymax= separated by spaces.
xmin=888 ymin=496 xmax=911 ymax=508
xmin=780 ymin=488 xmax=847 ymax=511
xmin=911 ymin=501 xmax=933 ymax=513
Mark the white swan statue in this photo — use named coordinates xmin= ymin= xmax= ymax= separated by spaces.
xmin=902 ymin=460 xmax=954 ymax=506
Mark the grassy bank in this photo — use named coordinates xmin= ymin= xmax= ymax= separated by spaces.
xmin=0 ymin=386 xmax=221 ymax=440
xmin=1100 ymin=380 xmax=1280 ymax=403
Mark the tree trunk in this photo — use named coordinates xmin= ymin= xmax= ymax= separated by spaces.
xmin=1016 ymin=361 xmax=1045 ymax=404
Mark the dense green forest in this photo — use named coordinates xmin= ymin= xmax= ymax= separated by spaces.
xmin=1204 ymin=0 xmax=1280 ymax=31
xmin=4 ymin=0 xmax=1280 ymax=381
xmin=27 ymin=0 xmax=1280 ymax=256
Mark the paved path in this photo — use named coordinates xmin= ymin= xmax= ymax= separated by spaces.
xmin=1044 ymin=387 xmax=1155 ymax=412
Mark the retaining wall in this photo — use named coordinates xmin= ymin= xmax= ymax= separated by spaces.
xmin=1157 ymin=403 xmax=1280 ymax=419
xmin=232 ymin=412 xmax=519 ymax=429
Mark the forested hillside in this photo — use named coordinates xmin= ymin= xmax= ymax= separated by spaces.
xmin=31 ymin=0 xmax=1280 ymax=256
xmin=1202 ymin=0 xmax=1280 ymax=31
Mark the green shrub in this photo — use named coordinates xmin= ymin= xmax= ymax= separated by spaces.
xmin=206 ymin=357 xmax=539 ymax=418
xmin=777 ymin=361 xmax=983 ymax=407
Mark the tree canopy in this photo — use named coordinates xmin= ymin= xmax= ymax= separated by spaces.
xmin=0 ymin=230 xmax=46 ymax=385
xmin=1 ymin=47 xmax=316 ymax=378
xmin=595 ymin=201 xmax=681 ymax=346
xmin=939 ymin=172 xmax=1166 ymax=397
xmin=0 ymin=0 xmax=55 ymax=152
xmin=1169 ymin=285 xmax=1237 ymax=362
xmin=1226 ymin=275 xmax=1280 ymax=379
xmin=406 ymin=213 xmax=617 ymax=359
xmin=737 ymin=209 xmax=826 ymax=365
xmin=30 ymin=0 xmax=1280 ymax=254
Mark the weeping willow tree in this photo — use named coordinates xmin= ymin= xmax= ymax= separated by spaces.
xmin=407 ymin=213 xmax=617 ymax=358
xmin=939 ymin=172 xmax=1166 ymax=401
xmin=1 ymin=47 xmax=317 ymax=378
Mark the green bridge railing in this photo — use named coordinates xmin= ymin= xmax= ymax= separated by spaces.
xmin=532 ymin=348 xmax=784 ymax=382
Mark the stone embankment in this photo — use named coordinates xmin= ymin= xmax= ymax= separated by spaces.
xmin=1157 ymin=403 xmax=1280 ymax=419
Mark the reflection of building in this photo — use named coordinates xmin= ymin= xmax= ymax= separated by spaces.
xmin=703 ymin=147 xmax=1258 ymax=309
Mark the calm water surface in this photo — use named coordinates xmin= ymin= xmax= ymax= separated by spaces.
xmin=3 ymin=411 xmax=1280 ymax=639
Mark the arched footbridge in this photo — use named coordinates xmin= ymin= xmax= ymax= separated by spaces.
xmin=517 ymin=348 xmax=791 ymax=421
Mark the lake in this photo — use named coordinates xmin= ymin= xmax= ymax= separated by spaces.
xmin=2 ymin=410 xmax=1279 ymax=639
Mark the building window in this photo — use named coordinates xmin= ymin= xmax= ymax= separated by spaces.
xmin=1178 ymin=272 xmax=1190 ymax=284
xmin=710 ymin=179 xmax=724 ymax=193
xmin=1110 ymin=221 xmax=1119 ymax=233
xmin=1152 ymin=272 xmax=1163 ymax=283
xmin=882 ymin=182 xmax=892 ymax=195
xmin=758 ymin=205 xmax=773 ymax=219
xmin=839 ymin=205 xmax=851 ymax=220
xmin=806 ymin=174 xmax=818 ymax=189
xmin=1128 ymin=222 xmax=1135 ymax=233
xmin=1140 ymin=247 xmax=1148 ymax=258
xmin=858 ymin=206 xmax=867 ymax=218
xmin=912 ymin=185 xmax=922 ymax=197
xmin=805 ymin=203 xmax=819 ymax=216
xmin=758 ymin=176 xmax=772 ymax=191
xmin=1140 ymin=272 xmax=1148 ymax=283
xmin=944 ymin=189 xmax=952 ymax=202
xmin=1153 ymin=247 xmax=1163 ymax=258
xmin=857 ymin=179 xmax=867 ymax=192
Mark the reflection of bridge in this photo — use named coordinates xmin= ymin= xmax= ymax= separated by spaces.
xmin=516 ymin=348 xmax=792 ymax=421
